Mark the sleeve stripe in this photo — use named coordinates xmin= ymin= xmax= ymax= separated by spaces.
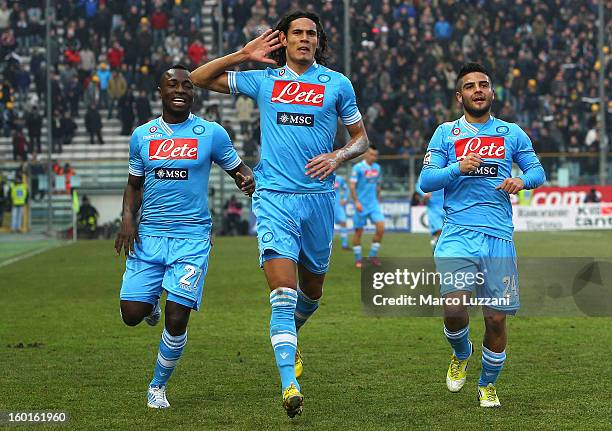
xmin=128 ymin=167 xmax=144 ymax=176
xmin=342 ymin=111 xmax=362 ymax=125
xmin=218 ymin=156 xmax=242 ymax=171
xmin=228 ymin=71 xmax=238 ymax=95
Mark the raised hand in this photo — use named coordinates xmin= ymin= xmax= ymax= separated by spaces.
xmin=242 ymin=29 xmax=282 ymax=65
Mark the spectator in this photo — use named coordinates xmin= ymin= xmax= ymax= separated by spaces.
xmin=79 ymin=45 xmax=96 ymax=82
xmin=187 ymin=38 xmax=207 ymax=68
xmin=2 ymin=101 xmax=15 ymax=137
xmin=108 ymin=69 xmax=127 ymax=119
xmin=118 ymin=90 xmax=135 ymax=135
xmin=222 ymin=195 xmax=246 ymax=236
xmin=64 ymin=163 xmax=75 ymax=194
xmin=0 ymin=1 xmax=10 ymax=32
xmin=77 ymin=194 xmax=99 ymax=239
xmin=85 ymin=103 xmax=104 ymax=145
xmin=12 ymin=129 xmax=26 ymax=161
xmin=0 ymin=171 xmax=6 ymax=226
xmin=51 ymin=110 xmax=63 ymax=153
xmin=107 ymin=40 xmax=125 ymax=70
xmin=60 ymin=111 xmax=77 ymax=147
xmin=151 ymin=7 xmax=169 ymax=46
xmin=584 ymin=189 xmax=601 ymax=203
xmin=236 ymin=95 xmax=254 ymax=135
xmin=137 ymin=64 xmax=155 ymax=100
xmin=93 ymin=2 xmax=112 ymax=45
xmin=135 ymin=89 xmax=152 ymax=124
xmin=29 ymin=151 xmax=45 ymax=201
xmin=25 ymin=105 xmax=42 ymax=153
xmin=66 ymin=75 xmax=82 ymax=117
xmin=96 ymin=62 xmax=111 ymax=110
xmin=164 ymin=31 xmax=182 ymax=63
xmin=83 ymin=74 xmax=99 ymax=108
xmin=10 ymin=175 xmax=27 ymax=233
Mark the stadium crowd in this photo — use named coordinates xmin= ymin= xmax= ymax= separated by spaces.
xmin=0 ymin=0 xmax=610 ymax=164
xmin=2 ymin=0 xmax=209 ymax=161
xmin=222 ymin=0 xmax=611 ymax=158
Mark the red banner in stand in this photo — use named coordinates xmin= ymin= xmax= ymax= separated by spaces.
xmin=528 ymin=185 xmax=612 ymax=206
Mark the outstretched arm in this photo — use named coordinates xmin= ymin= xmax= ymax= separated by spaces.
xmin=190 ymin=29 xmax=282 ymax=93
xmin=305 ymin=120 xmax=369 ymax=180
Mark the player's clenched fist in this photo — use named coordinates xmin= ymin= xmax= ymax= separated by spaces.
xmin=496 ymin=178 xmax=525 ymax=195
xmin=459 ymin=153 xmax=483 ymax=174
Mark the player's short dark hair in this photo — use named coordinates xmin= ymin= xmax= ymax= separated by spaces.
xmin=456 ymin=62 xmax=491 ymax=91
xmin=271 ymin=10 xmax=328 ymax=66
xmin=369 ymin=144 xmax=378 ymax=151
xmin=160 ymin=64 xmax=191 ymax=84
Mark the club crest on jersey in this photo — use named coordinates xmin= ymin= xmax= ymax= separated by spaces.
xmin=279 ymin=68 xmax=286 ymax=76
xmin=452 ymin=127 xmax=461 ymax=136
xmin=496 ymin=125 xmax=510 ymax=135
xmin=154 ymin=167 xmax=189 ymax=180
xmin=454 ymin=137 xmax=505 ymax=161
xmin=318 ymin=74 xmax=331 ymax=83
xmin=271 ymin=81 xmax=325 ymax=107
xmin=192 ymin=125 xmax=205 ymax=135
xmin=149 ymin=125 xmax=157 ymax=133
xmin=149 ymin=138 xmax=198 ymax=160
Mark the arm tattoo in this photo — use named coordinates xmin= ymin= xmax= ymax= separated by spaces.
xmin=334 ymin=134 xmax=369 ymax=165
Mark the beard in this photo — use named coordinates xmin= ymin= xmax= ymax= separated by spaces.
xmin=463 ymin=99 xmax=492 ymax=118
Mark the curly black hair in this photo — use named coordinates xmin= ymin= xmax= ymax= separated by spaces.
xmin=270 ymin=10 xmax=328 ymax=67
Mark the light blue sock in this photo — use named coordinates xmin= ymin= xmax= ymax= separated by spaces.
xmin=340 ymin=227 xmax=348 ymax=248
xmin=353 ymin=245 xmax=362 ymax=262
xmin=369 ymin=242 xmax=381 ymax=257
xmin=443 ymin=325 xmax=472 ymax=360
xmin=270 ymin=287 xmax=299 ymax=391
xmin=294 ymin=286 xmax=320 ymax=331
xmin=479 ymin=346 xmax=506 ymax=386
xmin=150 ymin=328 xmax=187 ymax=387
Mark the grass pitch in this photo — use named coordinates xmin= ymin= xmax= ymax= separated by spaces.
xmin=1 ymin=231 xmax=611 ymax=430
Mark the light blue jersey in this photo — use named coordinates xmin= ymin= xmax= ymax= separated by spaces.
xmin=228 ymin=62 xmax=362 ymax=193
xmin=420 ymin=116 xmax=545 ymax=240
xmin=334 ymin=175 xmax=349 ymax=205
xmin=334 ymin=175 xmax=349 ymax=224
xmin=129 ymin=113 xmax=241 ymax=238
xmin=416 ymin=177 xmax=444 ymax=235
xmin=350 ymin=160 xmax=382 ymax=211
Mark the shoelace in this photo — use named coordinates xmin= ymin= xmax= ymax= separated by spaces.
xmin=484 ymin=386 xmax=497 ymax=402
xmin=449 ymin=356 xmax=462 ymax=379
xmin=150 ymin=386 xmax=166 ymax=402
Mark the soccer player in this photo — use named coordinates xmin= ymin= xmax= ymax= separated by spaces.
xmin=114 ymin=65 xmax=254 ymax=409
xmin=420 ymin=63 xmax=545 ymax=407
xmin=334 ymin=174 xmax=350 ymax=249
xmin=190 ymin=11 xmax=369 ymax=417
xmin=415 ymin=177 xmax=444 ymax=250
xmin=350 ymin=146 xmax=384 ymax=268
